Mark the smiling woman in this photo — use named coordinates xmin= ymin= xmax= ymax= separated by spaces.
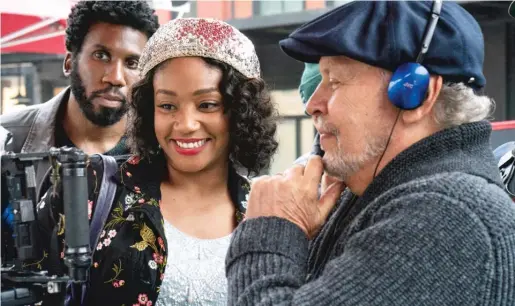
xmin=130 ymin=56 xmax=277 ymax=177
xmin=129 ymin=22 xmax=278 ymax=177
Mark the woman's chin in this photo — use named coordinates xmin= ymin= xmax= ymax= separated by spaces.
xmin=173 ymin=164 xmax=208 ymax=174
xmin=165 ymin=156 xmax=211 ymax=174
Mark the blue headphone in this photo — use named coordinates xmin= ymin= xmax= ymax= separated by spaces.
xmin=387 ymin=0 xmax=442 ymax=110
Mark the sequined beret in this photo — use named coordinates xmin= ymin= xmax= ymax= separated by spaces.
xmin=138 ymin=18 xmax=261 ymax=79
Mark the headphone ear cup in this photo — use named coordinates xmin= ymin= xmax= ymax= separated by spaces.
xmin=388 ymin=63 xmax=430 ymax=110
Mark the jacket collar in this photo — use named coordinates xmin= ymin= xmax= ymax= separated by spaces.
xmin=114 ymin=154 xmax=250 ymax=218
xmin=21 ymin=87 xmax=70 ymax=153
xmin=360 ymin=120 xmax=502 ymax=205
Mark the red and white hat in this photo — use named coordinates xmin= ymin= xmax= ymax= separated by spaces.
xmin=138 ymin=18 xmax=260 ymax=79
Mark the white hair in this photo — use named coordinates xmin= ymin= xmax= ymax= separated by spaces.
xmin=378 ymin=69 xmax=495 ymax=128
xmin=432 ymin=82 xmax=495 ymax=129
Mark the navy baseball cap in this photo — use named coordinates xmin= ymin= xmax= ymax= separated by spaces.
xmin=279 ymin=1 xmax=486 ymax=90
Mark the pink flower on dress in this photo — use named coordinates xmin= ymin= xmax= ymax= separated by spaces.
xmin=134 ymin=186 xmax=141 ymax=193
xmin=119 ymin=280 xmax=125 ymax=286
xmin=88 ymin=200 xmax=94 ymax=220
xmin=146 ymin=301 xmax=152 ymax=306
xmin=138 ymin=198 xmax=145 ymax=204
xmin=138 ymin=293 xmax=149 ymax=304
xmin=96 ymin=242 xmax=103 ymax=250
xmin=103 ymin=238 xmax=112 ymax=247
xmin=113 ymin=281 xmax=120 ymax=288
xmin=108 ymin=230 xmax=117 ymax=238
xmin=126 ymin=171 xmax=132 ymax=178
xmin=60 ymin=252 xmax=64 ymax=259
xmin=152 ymin=253 xmax=164 ymax=264
xmin=157 ymin=237 xmax=165 ymax=251
xmin=93 ymin=262 xmax=99 ymax=268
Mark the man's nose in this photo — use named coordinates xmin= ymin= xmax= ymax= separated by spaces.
xmin=102 ymin=61 xmax=127 ymax=87
xmin=305 ymin=83 xmax=329 ymax=117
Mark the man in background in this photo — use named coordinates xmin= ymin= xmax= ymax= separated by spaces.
xmin=294 ymin=63 xmax=322 ymax=166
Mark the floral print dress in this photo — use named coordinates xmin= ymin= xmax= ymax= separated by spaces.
xmin=27 ymin=154 xmax=249 ymax=305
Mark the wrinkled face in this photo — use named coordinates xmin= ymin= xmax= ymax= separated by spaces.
xmin=306 ymin=56 xmax=398 ymax=180
xmin=153 ymin=57 xmax=230 ymax=174
xmin=66 ymin=22 xmax=148 ymax=127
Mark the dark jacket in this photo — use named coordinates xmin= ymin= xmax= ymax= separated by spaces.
xmin=226 ymin=121 xmax=515 ymax=305
xmin=28 ymin=154 xmax=249 ymax=305
xmin=1 ymin=88 xmax=73 ymax=198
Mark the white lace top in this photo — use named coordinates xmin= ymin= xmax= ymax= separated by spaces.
xmin=155 ymin=219 xmax=232 ymax=306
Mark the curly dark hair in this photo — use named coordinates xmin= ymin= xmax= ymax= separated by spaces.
xmin=127 ymin=58 xmax=279 ymax=177
xmin=65 ymin=1 xmax=159 ymax=54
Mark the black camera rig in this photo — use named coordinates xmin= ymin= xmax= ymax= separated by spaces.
xmin=1 ymin=147 xmax=91 ymax=305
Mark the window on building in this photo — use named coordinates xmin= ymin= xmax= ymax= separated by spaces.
xmin=331 ymin=0 xmax=354 ymax=8
xmin=268 ymin=116 xmax=315 ymax=175
xmin=265 ymin=89 xmax=316 ymax=175
xmin=254 ymin=0 xmax=304 ymax=16
xmin=258 ymin=1 xmax=282 ymax=16
xmin=0 ymin=63 xmax=33 ymax=115
xmin=283 ymin=1 xmax=304 ymax=13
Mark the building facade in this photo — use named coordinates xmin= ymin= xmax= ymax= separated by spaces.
xmin=1 ymin=0 xmax=513 ymax=174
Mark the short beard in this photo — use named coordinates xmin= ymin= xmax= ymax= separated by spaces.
xmin=322 ymin=126 xmax=388 ymax=181
xmin=70 ymin=58 xmax=128 ymax=127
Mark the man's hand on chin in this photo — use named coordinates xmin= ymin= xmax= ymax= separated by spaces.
xmin=245 ymin=156 xmax=346 ymax=239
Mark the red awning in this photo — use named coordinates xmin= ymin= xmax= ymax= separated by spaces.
xmin=0 ymin=0 xmax=71 ymax=54
xmin=1 ymin=14 xmax=67 ymax=54
xmin=0 ymin=0 xmax=191 ymax=55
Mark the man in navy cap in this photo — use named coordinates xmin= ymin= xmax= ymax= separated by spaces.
xmin=226 ymin=1 xmax=515 ymax=305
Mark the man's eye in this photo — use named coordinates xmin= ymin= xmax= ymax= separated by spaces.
xmin=329 ymin=79 xmax=340 ymax=90
xmin=93 ymin=51 xmax=109 ymax=61
xmin=127 ymin=59 xmax=139 ymax=69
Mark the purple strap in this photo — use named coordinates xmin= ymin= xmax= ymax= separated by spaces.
xmin=89 ymin=155 xmax=118 ymax=249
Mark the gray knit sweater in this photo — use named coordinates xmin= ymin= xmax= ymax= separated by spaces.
xmin=226 ymin=121 xmax=515 ymax=305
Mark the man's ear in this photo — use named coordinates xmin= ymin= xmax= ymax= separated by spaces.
xmin=402 ymin=75 xmax=443 ymax=124
xmin=63 ymin=52 xmax=73 ymax=77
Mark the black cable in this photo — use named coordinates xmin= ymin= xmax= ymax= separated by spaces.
xmin=372 ymin=109 xmax=402 ymax=179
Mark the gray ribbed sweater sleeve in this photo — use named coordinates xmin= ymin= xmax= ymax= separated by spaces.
xmin=226 ymin=192 xmax=513 ymax=305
